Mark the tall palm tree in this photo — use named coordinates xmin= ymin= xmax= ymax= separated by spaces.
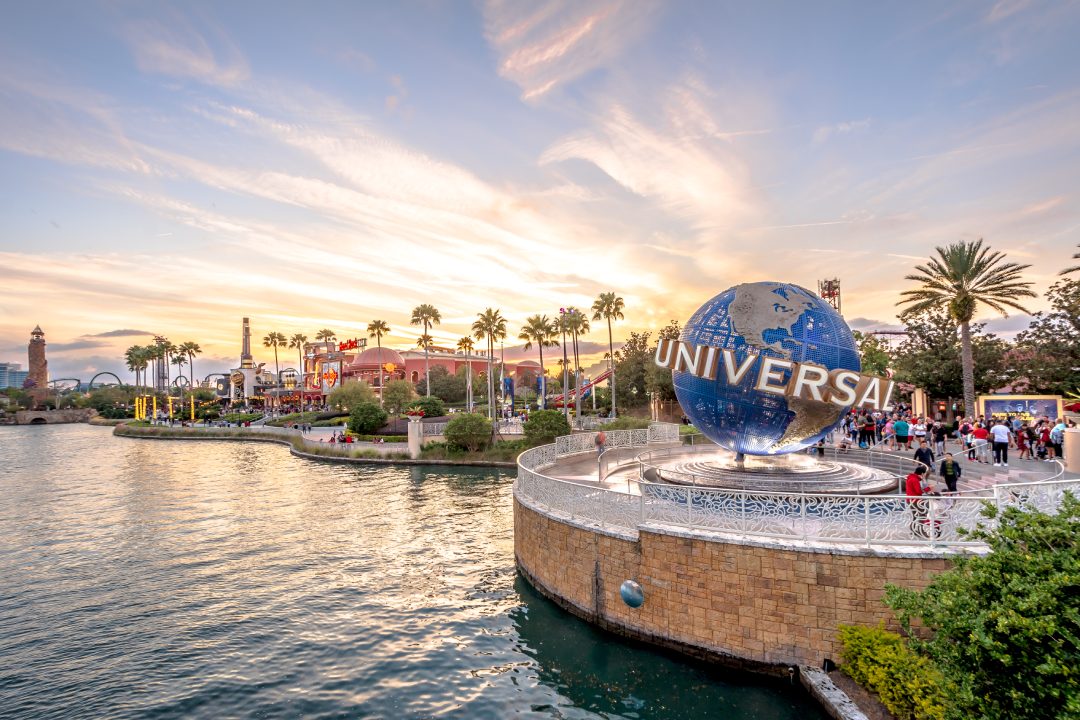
xmin=125 ymin=345 xmax=149 ymax=389
xmin=263 ymin=331 xmax=288 ymax=408
xmin=315 ymin=328 xmax=337 ymax=347
xmin=289 ymin=333 xmax=308 ymax=401
xmin=457 ymin=336 xmax=476 ymax=412
xmin=899 ymin=239 xmax=1036 ymax=416
xmin=561 ymin=308 xmax=590 ymax=417
xmin=178 ymin=341 xmax=202 ymax=389
xmin=410 ymin=304 xmax=441 ymax=396
xmin=1062 ymin=244 xmax=1080 ymax=275
xmin=171 ymin=354 xmax=188 ymax=389
xmin=472 ymin=308 xmax=507 ymax=419
xmin=519 ymin=315 xmax=558 ymax=410
xmin=591 ymin=292 xmax=625 ymax=418
xmin=367 ymin=319 xmax=390 ymax=399
xmin=416 ymin=334 xmax=433 ymax=351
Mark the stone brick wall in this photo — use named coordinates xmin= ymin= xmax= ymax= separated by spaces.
xmin=515 ymin=497 xmax=949 ymax=670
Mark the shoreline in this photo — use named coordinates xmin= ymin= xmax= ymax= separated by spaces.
xmin=111 ymin=423 xmax=517 ymax=469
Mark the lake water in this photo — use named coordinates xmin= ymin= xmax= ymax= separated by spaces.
xmin=0 ymin=424 xmax=825 ymax=719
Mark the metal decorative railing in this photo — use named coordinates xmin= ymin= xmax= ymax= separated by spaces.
xmin=515 ymin=426 xmax=1079 ymax=550
xmin=422 ymin=422 xmax=449 ymax=436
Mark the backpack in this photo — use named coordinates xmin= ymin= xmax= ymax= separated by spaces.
xmin=1051 ymin=427 xmax=1064 ymax=444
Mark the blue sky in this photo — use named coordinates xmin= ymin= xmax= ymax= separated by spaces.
xmin=1 ymin=0 xmax=1078 ymax=381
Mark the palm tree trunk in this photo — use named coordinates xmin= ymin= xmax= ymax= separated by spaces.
xmin=488 ymin=337 xmax=494 ymax=419
xmin=273 ymin=346 xmax=281 ymax=410
xmin=466 ymin=356 xmax=472 ymax=412
xmin=960 ymin=321 xmax=976 ymax=419
xmin=377 ymin=335 xmax=384 ymax=404
xmin=572 ymin=330 xmax=581 ymax=418
xmin=298 ymin=347 xmax=305 ymax=407
xmin=607 ymin=317 xmax=616 ymax=418
xmin=188 ymin=353 xmax=195 ymax=391
xmin=538 ymin=344 xmax=545 ymax=410
xmin=424 ymin=321 xmax=431 ymax=396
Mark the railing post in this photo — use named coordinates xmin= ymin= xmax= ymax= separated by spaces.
xmin=864 ymin=497 xmax=870 ymax=547
xmin=800 ymin=493 xmax=807 ymax=541
xmin=687 ymin=487 xmax=693 ymax=528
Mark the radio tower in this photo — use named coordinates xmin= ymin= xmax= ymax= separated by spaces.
xmin=817 ymin=278 xmax=842 ymax=314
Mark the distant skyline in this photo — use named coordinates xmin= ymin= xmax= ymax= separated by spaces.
xmin=1 ymin=1 xmax=1078 ymax=382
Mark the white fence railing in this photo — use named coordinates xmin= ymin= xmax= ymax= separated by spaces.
xmin=515 ymin=427 xmax=1078 ymax=550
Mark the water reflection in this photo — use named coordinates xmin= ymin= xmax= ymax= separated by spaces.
xmin=0 ymin=425 xmax=824 ymax=719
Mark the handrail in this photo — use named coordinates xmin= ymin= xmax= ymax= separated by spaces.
xmin=514 ymin=425 xmax=1080 ymax=551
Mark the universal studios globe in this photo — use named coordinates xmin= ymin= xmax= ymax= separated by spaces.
xmin=673 ymin=281 xmax=861 ymax=456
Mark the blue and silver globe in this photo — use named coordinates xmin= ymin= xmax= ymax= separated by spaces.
xmin=674 ymin=282 xmax=860 ymax=456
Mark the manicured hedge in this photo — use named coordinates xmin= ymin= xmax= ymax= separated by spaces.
xmin=838 ymin=624 xmax=945 ymax=720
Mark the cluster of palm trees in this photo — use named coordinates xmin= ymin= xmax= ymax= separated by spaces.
xmin=124 ymin=338 xmax=202 ymax=392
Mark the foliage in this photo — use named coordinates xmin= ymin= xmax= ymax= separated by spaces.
xmin=884 ymin=493 xmax=1080 ymax=720
xmin=346 ymin=434 xmax=408 ymax=443
xmin=382 ymin=379 xmax=416 ymax=415
xmin=81 ymin=385 xmax=137 ymax=413
xmin=223 ymin=412 xmax=263 ymax=423
xmin=523 ymin=409 xmax=572 ymax=445
xmin=601 ymin=416 xmax=651 ymax=430
xmin=853 ymin=331 xmax=892 ymax=376
xmin=613 ymin=329 xmax=653 ymax=409
xmin=420 ymin=365 xmax=466 ymax=403
xmin=408 ymin=395 xmax=446 ymax=418
xmin=838 ymin=624 xmax=946 ymax=720
xmin=1014 ymin=278 xmax=1080 ymax=395
xmin=327 ymin=381 xmax=377 ymax=411
xmin=266 ymin=411 xmax=319 ymax=427
xmin=443 ymin=413 xmax=493 ymax=452
xmin=418 ymin=439 xmax=523 ymax=463
xmin=891 ymin=308 xmax=1010 ymax=404
xmin=348 ymin=402 xmax=389 ymax=435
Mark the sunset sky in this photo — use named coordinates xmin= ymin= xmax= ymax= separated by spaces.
xmin=1 ymin=1 xmax=1078 ymax=382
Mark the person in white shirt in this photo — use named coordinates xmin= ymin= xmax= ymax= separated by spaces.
xmin=989 ymin=421 xmax=1012 ymax=467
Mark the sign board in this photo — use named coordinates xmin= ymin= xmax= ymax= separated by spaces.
xmin=337 ymin=338 xmax=367 ymax=352
xmin=978 ymin=395 xmax=1064 ymax=423
xmin=321 ymin=361 xmax=342 ymax=393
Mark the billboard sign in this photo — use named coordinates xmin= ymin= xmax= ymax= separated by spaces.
xmin=978 ymin=395 xmax=1063 ymax=423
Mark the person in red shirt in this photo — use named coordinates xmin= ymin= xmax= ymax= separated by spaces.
xmin=906 ymin=466 xmax=931 ymax=537
xmin=972 ymin=423 xmax=991 ymax=463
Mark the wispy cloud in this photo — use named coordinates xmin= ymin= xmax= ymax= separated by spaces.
xmin=85 ymin=329 xmax=154 ymax=338
xmin=813 ymin=118 xmax=870 ymax=144
xmin=121 ymin=11 xmax=249 ymax=86
xmin=482 ymin=0 xmax=657 ymax=101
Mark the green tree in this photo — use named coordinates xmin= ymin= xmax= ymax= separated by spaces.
xmin=410 ymin=303 xmax=441 ymax=397
xmin=443 ymin=413 xmax=492 ymax=452
xmin=263 ymin=331 xmax=288 ymax=407
xmin=1014 ymin=278 xmax=1080 ymax=395
xmin=472 ymin=308 xmax=507 ymax=419
xmin=315 ymin=328 xmax=337 ymax=345
xmin=328 ymin=381 xmax=377 ymax=411
xmin=1062 ymin=243 xmax=1080 ymax=275
xmin=613 ymin=330 xmax=652 ymax=409
xmin=178 ymin=341 xmax=202 ymax=389
xmin=892 ymin=308 xmax=1011 ymax=405
xmin=592 ymin=292 xmax=625 ymax=417
xmin=457 ymin=336 xmax=476 ymax=412
xmin=367 ymin=319 xmax=390 ymax=399
xmin=425 ymin=365 xmax=466 ymax=404
xmin=559 ymin=308 xmax=590 ymax=417
xmin=853 ymin=331 xmax=891 ymax=377
xmin=348 ymin=402 xmax=388 ymax=434
xmin=170 ymin=354 xmax=187 ymax=389
xmin=519 ymin=314 xmax=558 ymax=410
xmin=885 ymin=494 xmax=1080 ymax=720
xmin=382 ymin=379 xmax=416 ymax=415
xmin=524 ymin=409 xmax=572 ymax=445
xmin=898 ymin=239 xmax=1035 ymax=418
xmin=408 ymin=395 xmax=446 ymax=418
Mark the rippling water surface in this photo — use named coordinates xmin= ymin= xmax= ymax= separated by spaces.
xmin=0 ymin=425 xmax=825 ymax=719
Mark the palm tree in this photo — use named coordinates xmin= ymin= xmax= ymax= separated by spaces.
xmin=1062 ymin=244 xmax=1080 ymax=275
xmin=457 ymin=336 xmax=476 ymax=412
xmin=315 ymin=328 xmax=337 ymax=347
xmin=416 ymin=334 xmax=433 ymax=351
xmin=898 ymin=239 xmax=1036 ymax=416
xmin=289 ymin=333 xmax=308 ymax=402
xmin=367 ymin=319 xmax=390 ymax=400
xmin=561 ymin=308 xmax=590 ymax=417
xmin=591 ymin=292 xmax=625 ymax=418
xmin=410 ymin=304 xmax=441 ymax=396
xmin=519 ymin=315 xmax=558 ymax=410
xmin=472 ymin=308 xmax=507 ymax=419
xmin=125 ymin=345 xmax=150 ymax=389
xmin=171 ymin=354 xmax=188 ymax=389
xmin=263 ymin=331 xmax=287 ymax=408
xmin=178 ymin=341 xmax=202 ymax=389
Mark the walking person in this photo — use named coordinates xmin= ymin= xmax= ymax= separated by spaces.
xmin=973 ymin=422 xmax=991 ymax=463
xmin=594 ymin=430 xmax=607 ymax=456
xmin=894 ymin=416 xmax=911 ymax=451
xmin=990 ymin=420 xmax=1011 ymax=467
xmin=939 ymin=453 xmax=962 ymax=493
xmin=914 ymin=439 xmax=935 ymax=475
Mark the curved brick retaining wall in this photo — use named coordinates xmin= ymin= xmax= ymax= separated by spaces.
xmin=514 ymin=497 xmax=948 ymax=671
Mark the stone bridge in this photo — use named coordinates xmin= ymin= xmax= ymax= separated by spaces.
xmin=14 ymin=409 xmax=97 ymax=425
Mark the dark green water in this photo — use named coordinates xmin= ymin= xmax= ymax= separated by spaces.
xmin=0 ymin=424 xmax=825 ymax=719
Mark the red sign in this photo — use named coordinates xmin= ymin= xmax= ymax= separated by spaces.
xmin=338 ymin=338 xmax=367 ymax=351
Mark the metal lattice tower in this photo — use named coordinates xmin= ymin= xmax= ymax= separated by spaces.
xmin=817 ymin=278 xmax=841 ymax=313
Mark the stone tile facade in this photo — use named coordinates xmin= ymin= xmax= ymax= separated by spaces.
xmin=515 ymin=498 xmax=949 ymax=669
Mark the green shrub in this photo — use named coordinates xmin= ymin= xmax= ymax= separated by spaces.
xmin=408 ymin=396 xmax=446 ymax=418
xmin=601 ymin=416 xmax=650 ymax=430
xmin=348 ymin=402 xmax=389 ymax=434
xmin=346 ymin=434 xmax=408 ymax=443
xmin=223 ymin=412 xmax=263 ymax=423
xmin=838 ymin=624 xmax=945 ymax=720
xmin=444 ymin=413 xmax=492 ymax=452
xmin=524 ymin=409 xmax=572 ymax=445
